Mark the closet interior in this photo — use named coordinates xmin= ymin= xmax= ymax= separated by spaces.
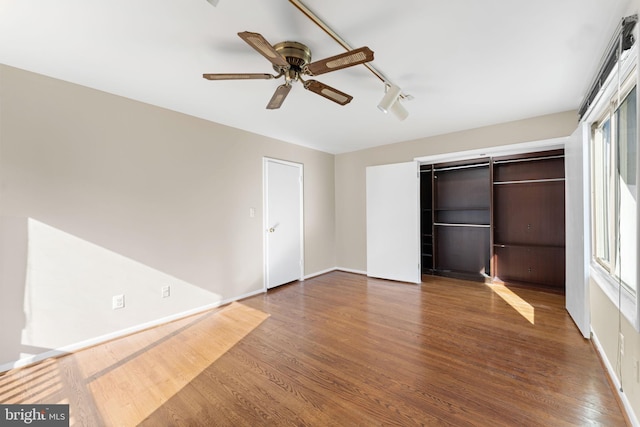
xmin=420 ymin=149 xmax=566 ymax=291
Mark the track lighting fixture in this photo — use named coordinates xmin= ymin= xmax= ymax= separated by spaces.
xmin=287 ymin=1 xmax=412 ymax=119
xmin=377 ymin=84 xmax=401 ymax=113
xmin=378 ymin=84 xmax=408 ymax=120
xmin=389 ymin=99 xmax=408 ymax=121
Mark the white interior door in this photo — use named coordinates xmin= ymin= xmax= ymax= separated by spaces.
xmin=366 ymin=161 xmax=421 ymax=284
xmin=565 ymin=124 xmax=591 ymax=338
xmin=264 ymin=158 xmax=304 ymax=289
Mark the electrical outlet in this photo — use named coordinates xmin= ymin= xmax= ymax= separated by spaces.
xmin=161 ymin=285 xmax=170 ymax=298
xmin=112 ymin=294 xmax=125 ymax=310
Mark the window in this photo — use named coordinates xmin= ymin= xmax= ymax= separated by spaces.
xmin=593 ymin=118 xmax=611 ymax=266
xmin=591 ymin=85 xmax=638 ymax=295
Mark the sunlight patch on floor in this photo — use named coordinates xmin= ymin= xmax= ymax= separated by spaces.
xmin=0 ymin=302 xmax=269 ymax=426
xmin=83 ymin=302 xmax=270 ymax=425
xmin=487 ymin=283 xmax=535 ymax=324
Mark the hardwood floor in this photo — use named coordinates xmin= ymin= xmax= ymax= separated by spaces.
xmin=0 ymin=271 xmax=628 ymax=426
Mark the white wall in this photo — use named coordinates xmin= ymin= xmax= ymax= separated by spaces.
xmin=0 ymin=64 xmax=336 ymax=368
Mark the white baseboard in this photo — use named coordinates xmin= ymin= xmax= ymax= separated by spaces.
xmin=303 ymin=267 xmax=367 ymax=280
xmin=0 ymin=288 xmax=266 ymax=374
xmin=220 ymin=288 xmax=265 ymax=304
xmin=591 ymin=328 xmax=639 ymax=427
xmin=335 ymin=267 xmax=367 ymax=275
xmin=1 ymin=269 xmax=369 ymax=373
xmin=303 ymin=267 xmax=337 ymax=280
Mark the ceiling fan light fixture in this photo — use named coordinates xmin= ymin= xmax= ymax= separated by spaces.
xmin=377 ymin=84 xmax=402 ymax=113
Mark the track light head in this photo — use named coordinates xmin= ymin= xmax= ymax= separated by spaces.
xmin=390 ymin=100 xmax=408 ymax=121
xmin=378 ymin=83 xmax=408 ymax=120
xmin=377 ymin=84 xmax=402 ymax=113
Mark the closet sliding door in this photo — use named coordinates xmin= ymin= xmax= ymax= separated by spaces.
xmin=366 ymin=162 xmax=421 ymax=284
xmin=564 ymin=125 xmax=590 ymax=338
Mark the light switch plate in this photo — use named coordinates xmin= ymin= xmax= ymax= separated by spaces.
xmin=112 ymin=294 xmax=124 ymax=310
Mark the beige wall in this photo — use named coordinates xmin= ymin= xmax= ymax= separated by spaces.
xmin=590 ymin=281 xmax=639 ymax=421
xmin=334 ymin=111 xmax=578 ymax=271
xmin=0 ymin=64 xmax=335 ymax=367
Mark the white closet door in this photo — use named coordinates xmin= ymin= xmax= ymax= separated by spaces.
xmin=366 ymin=161 xmax=421 ymax=284
xmin=565 ymin=124 xmax=591 ymax=338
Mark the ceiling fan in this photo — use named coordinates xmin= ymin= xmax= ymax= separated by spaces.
xmin=203 ymin=31 xmax=374 ymax=109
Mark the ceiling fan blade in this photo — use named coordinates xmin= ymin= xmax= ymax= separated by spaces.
xmin=305 ymin=46 xmax=374 ymax=76
xmin=303 ymin=80 xmax=353 ymax=105
xmin=203 ymin=73 xmax=275 ymax=80
xmin=266 ymin=84 xmax=292 ymax=109
xmin=238 ymin=31 xmax=290 ymax=69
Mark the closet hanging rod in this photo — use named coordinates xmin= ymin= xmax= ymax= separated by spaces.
xmin=493 ymin=154 xmax=564 ymax=165
xmin=493 ymin=178 xmax=565 ymax=185
xmin=434 ymin=223 xmax=491 ymax=228
xmin=434 ymin=162 xmax=490 ymax=172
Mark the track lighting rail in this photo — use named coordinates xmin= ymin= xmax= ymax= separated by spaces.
xmin=288 ymin=0 xmax=411 ymax=101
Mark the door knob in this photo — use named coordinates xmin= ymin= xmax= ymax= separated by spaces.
xmin=269 ymin=227 xmax=275 ymax=233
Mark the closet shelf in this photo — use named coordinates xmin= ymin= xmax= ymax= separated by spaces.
xmin=493 ymin=154 xmax=564 ymax=165
xmin=435 ymin=223 xmax=490 ymax=228
xmin=493 ymin=178 xmax=565 ymax=185
xmin=493 ymin=243 xmax=565 ymax=249
xmin=434 ymin=207 xmax=490 ymax=211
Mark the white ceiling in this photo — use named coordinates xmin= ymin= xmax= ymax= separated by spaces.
xmin=0 ymin=0 xmax=634 ymax=153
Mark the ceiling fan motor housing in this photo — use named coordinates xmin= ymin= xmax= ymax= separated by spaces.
xmin=273 ymin=41 xmax=312 ymax=73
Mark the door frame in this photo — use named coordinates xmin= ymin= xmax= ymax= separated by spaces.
xmin=262 ymin=157 xmax=304 ymax=290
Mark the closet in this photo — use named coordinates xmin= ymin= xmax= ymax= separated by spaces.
xmin=492 ymin=149 xmax=565 ymax=289
xmin=420 ymin=149 xmax=565 ymax=290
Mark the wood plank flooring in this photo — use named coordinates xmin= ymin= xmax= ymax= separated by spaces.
xmin=0 ymin=302 xmax=270 ymax=426
xmin=0 ymin=271 xmax=628 ymax=426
